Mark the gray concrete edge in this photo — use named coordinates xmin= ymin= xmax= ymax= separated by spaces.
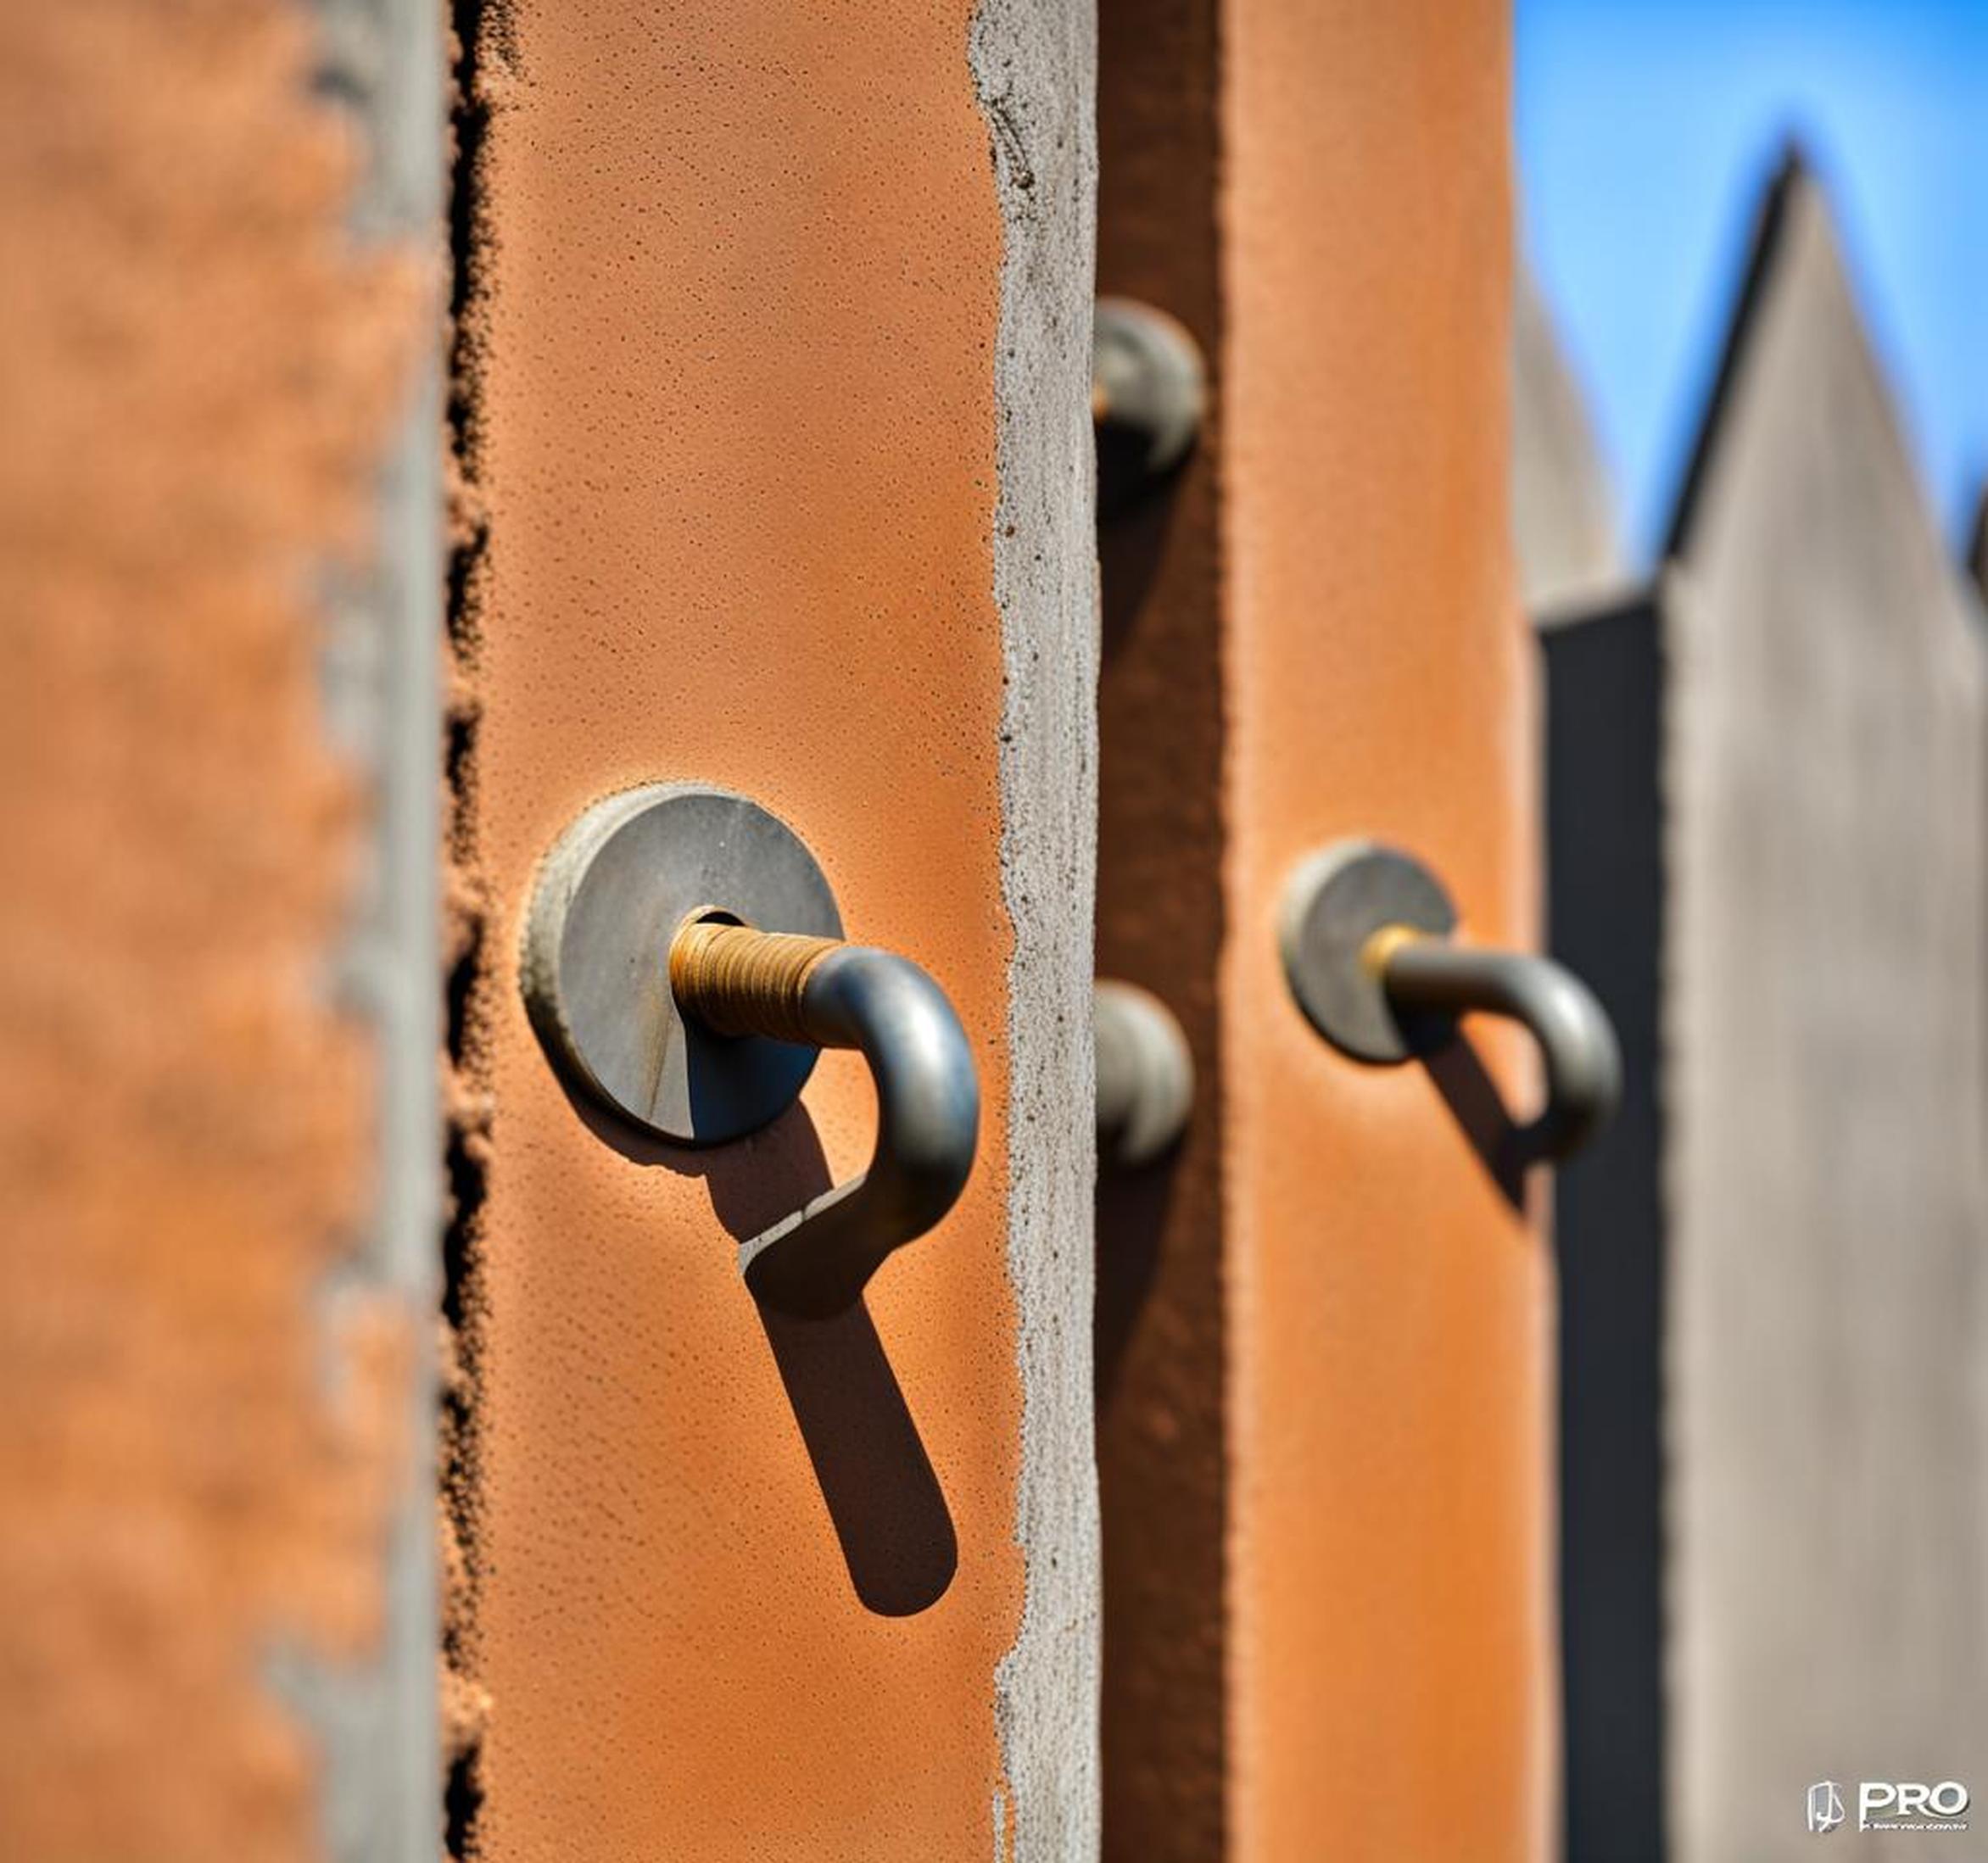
xmin=298 ymin=1 xmax=446 ymax=1858
xmin=973 ymin=0 xmax=1103 ymax=1855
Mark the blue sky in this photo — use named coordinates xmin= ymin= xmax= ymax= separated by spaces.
xmin=1516 ymin=0 xmax=1988 ymax=561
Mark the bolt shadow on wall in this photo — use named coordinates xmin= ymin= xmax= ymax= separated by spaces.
xmin=1416 ymin=1035 xmax=1529 ymax=1213
xmin=563 ymin=1084 xmax=959 ymax=1619
xmin=1094 ymin=1146 xmax=1187 ymax=1407
xmin=1096 ymin=373 xmax=1201 ymax=663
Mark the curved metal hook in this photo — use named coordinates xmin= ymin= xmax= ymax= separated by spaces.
xmin=671 ymin=926 xmax=980 ymax=1317
xmin=1279 ymin=840 xmax=1621 ymax=1169
xmin=1371 ymin=929 xmax=1622 ymax=1165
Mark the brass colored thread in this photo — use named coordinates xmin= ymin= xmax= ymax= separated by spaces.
xmin=1360 ymin=921 xmax=1431 ymax=979
xmin=668 ymin=918 xmax=843 ymax=1046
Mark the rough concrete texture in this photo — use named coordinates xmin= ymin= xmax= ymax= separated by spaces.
xmin=0 ymin=4 xmax=428 ymax=1858
xmin=1664 ymin=167 xmax=1988 ymax=1863
xmin=1222 ymin=4 xmax=1550 ymax=1858
xmin=453 ymin=3 xmax=1096 ymax=1855
xmin=1092 ymin=0 xmax=1229 ymax=1854
xmin=974 ymin=0 xmax=1103 ymax=1856
xmin=1514 ymin=274 xmax=1622 ymax=617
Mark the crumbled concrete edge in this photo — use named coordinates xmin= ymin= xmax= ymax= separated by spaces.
xmin=437 ymin=3 xmax=515 ymax=1855
xmin=299 ymin=0 xmax=447 ymax=1858
xmin=971 ymin=0 xmax=1103 ymax=1856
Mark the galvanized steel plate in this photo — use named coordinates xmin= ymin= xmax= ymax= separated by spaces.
xmin=521 ymin=784 xmax=842 ymax=1145
xmin=1278 ymin=841 xmax=1456 ymax=1063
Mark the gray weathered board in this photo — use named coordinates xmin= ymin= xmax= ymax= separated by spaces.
xmin=1514 ymin=270 xmax=1622 ymax=615
xmin=1546 ymin=163 xmax=1988 ymax=1863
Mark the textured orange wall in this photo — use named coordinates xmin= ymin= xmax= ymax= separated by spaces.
xmin=453 ymin=4 xmax=1050 ymax=1855
xmin=1221 ymin=3 xmax=1547 ymax=1859
xmin=1096 ymin=5 xmax=1541 ymax=1854
xmin=0 ymin=5 xmax=423 ymax=1857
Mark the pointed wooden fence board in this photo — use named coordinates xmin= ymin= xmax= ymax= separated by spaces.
xmin=1547 ymin=165 xmax=1988 ymax=1862
xmin=1514 ymin=271 xmax=1622 ymax=616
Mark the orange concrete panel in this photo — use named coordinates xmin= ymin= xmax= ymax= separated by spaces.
xmin=1221 ymin=5 xmax=1548 ymax=1860
xmin=450 ymin=3 xmax=1096 ymax=1858
xmin=0 ymin=4 xmax=430 ymax=1858
xmin=1096 ymin=4 xmax=1543 ymax=1854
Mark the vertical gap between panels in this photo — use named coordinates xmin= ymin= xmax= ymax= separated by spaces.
xmin=440 ymin=0 xmax=502 ymax=1852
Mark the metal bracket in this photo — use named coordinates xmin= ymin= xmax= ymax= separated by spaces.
xmin=1093 ymin=296 xmax=1206 ymax=511
xmin=1279 ymin=841 xmax=1621 ymax=1164
xmin=522 ymin=784 xmax=843 ymax=1145
xmin=1094 ymin=979 xmax=1194 ymax=1169
xmin=522 ymin=784 xmax=979 ymax=1314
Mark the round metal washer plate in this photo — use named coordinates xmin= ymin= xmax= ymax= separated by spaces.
xmin=1278 ymin=841 xmax=1456 ymax=1063
xmin=521 ymin=784 xmax=842 ymax=1145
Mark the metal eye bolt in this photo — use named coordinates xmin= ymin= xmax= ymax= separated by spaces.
xmin=522 ymin=784 xmax=980 ymax=1315
xmin=1279 ymin=840 xmax=1620 ymax=1166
